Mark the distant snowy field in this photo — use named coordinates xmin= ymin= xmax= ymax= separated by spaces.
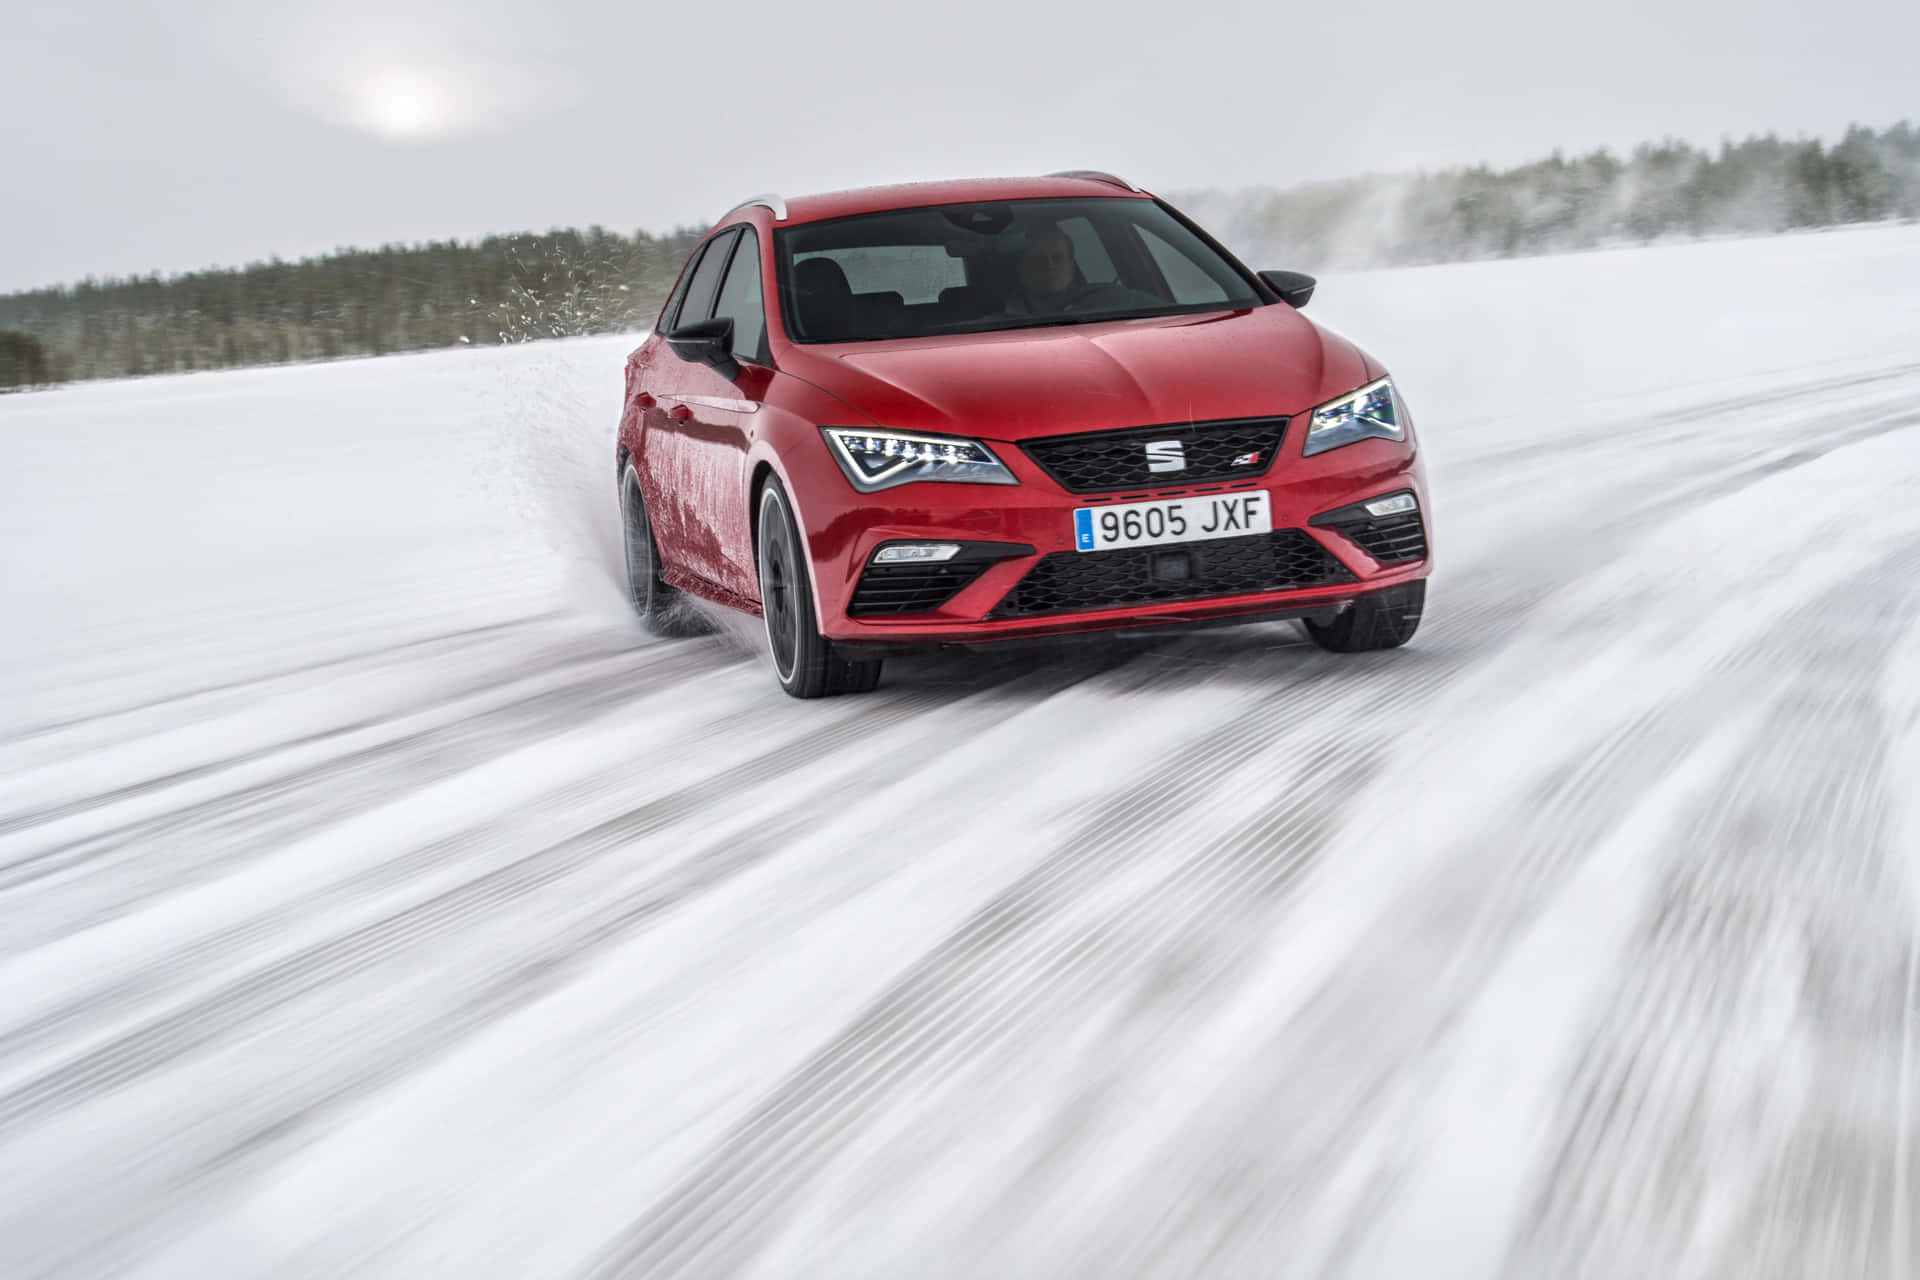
xmin=2 ymin=223 xmax=1918 ymax=1278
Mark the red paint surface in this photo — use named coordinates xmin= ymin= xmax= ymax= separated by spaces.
xmin=617 ymin=178 xmax=1431 ymax=645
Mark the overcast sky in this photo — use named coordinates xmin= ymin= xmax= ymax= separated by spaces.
xmin=4 ymin=0 xmax=1914 ymax=291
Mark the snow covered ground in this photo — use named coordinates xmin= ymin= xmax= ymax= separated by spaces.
xmin=2 ymin=222 xmax=1919 ymax=1278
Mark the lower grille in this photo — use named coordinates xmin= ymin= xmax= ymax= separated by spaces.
xmin=1323 ymin=511 xmax=1427 ymax=564
xmin=849 ymin=561 xmax=992 ymax=615
xmin=990 ymin=529 xmax=1354 ymax=619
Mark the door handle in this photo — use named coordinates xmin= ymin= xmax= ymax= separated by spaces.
xmin=668 ymin=404 xmax=693 ymax=422
xmin=632 ymin=392 xmax=656 ymax=409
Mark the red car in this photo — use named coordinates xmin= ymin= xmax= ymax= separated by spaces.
xmin=617 ymin=173 xmax=1430 ymax=697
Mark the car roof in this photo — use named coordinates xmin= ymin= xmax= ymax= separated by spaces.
xmin=732 ymin=176 xmax=1154 ymax=227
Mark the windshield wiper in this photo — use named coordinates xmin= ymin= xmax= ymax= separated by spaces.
xmin=1008 ymin=315 xmax=1103 ymax=328
xmin=913 ymin=307 xmax=1211 ymax=339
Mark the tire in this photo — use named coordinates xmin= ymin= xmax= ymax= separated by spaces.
xmin=621 ymin=462 xmax=708 ymax=637
xmin=1304 ymin=580 xmax=1426 ymax=652
xmin=756 ymin=480 xmax=883 ymax=698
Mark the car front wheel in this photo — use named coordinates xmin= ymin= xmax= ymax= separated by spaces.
xmin=756 ymin=480 xmax=882 ymax=698
xmin=1304 ymin=580 xmax=1425 ymax=652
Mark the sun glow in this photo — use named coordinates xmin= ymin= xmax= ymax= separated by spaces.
xmin=286 ymin=42 xmax=569 ymax=143
xmin=355 ymin=68 xmax=458 ymax=141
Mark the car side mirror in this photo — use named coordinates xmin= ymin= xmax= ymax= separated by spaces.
xmin=666 ymin=317 xmax=739 ymax=378
xmin=1258 ymin=270 xmax=1316 ymax=310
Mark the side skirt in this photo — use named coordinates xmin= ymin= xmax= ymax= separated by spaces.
xmin=662 ymin=565 xmax=764 ymax=618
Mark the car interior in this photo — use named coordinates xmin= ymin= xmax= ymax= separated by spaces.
xmin=779 ymin=199 xmax=1253 ymax=342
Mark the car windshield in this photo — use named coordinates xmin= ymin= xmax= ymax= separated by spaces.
xmin=774 ymin=197 xmax=1264 ymax=343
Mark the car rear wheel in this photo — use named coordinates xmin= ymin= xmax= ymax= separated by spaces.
xmin=757 ymin=480 xmax=882 ymax=698
xmin=1304 ymin=580 xmax=1425 ymax=652
xmin=621 ymin=462 xmax=707 ymax=637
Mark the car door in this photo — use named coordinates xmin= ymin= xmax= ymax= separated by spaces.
xmin=670 ymin=225 xmax=773 ymax=600
xmin=644 ymin=228 xmax=737 ymax=591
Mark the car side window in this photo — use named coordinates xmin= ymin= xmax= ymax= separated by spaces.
xmin=675 ymin=229 xmax=737 ymax=329
xmin=711 ymin=227 xmax=768 ymax=364
xmin=1133 ymin=225 xmax=1230 ymax=305
xmin=658 ymin=239 xmax=711 ymax=332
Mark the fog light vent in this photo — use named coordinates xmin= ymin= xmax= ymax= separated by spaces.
xmin=1309 ymin=492 xmax=1428 ymax=565
xmin=1362 ymin=493 xmax=1418 ymax=518
xmin=872 ymin=542 xmax=961 ymax=564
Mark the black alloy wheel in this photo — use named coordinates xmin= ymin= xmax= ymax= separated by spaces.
xmin=756 ymin=480 xmax=883 ymax=698
xmin=1304 ymin=579 xmax=1426 ymax=652
xmin=621 ymin=463 xmax=706 ymax=637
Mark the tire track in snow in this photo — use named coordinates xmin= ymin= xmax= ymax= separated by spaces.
xmin=0 ymin=673 xmax=964 ymax=1142
xmin=1008 ymin=543 xmax=1920 ymax=1278
xmin=0 ymin=644 xmax=733 ymax=912
xmin=0 ymin=610 xmax=568 ymax=749
xmin=0 ymin=643 xmax=1128 ymax=1080
xmin=0 ymin=632 xmax=723 ymax=848
xmin=582 ymin=631 xmax=1494 ymax=1277
xmin=0 ymin=660 xmax=1131 ymax=1279
xmin=0 ymin=688 xmax=768 ymax=1070
xmin=1272 ymin=540 xmax=1920 ymax=1280
xmin=1505 ymin=545 xmax=1920 ymax=1280
xmin=985 ymin=681 xmax=1772 ymax=1279
xmin=1451 ymin=360 xmax=1920 ymax=472
xmin=1889 ymin=598 xmax=1920 ymax=1280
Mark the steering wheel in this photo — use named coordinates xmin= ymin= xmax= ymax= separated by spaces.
xmin=1057 ymin=282 xmax=1114 ymax=312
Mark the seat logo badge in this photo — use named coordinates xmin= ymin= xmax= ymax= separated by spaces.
xmin=1232 ymin=450 xmax=1262 ymax=468
xmin=1145 ymin=440 xmax=1186 ymax=472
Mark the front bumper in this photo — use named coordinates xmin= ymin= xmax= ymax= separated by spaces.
xmin=804 ymin=439 xmax=1430 ymax=645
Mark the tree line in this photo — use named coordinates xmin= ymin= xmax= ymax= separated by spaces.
xmin=3 ymin=122 xmax=1916 ymax=390
xmin=0 ymin=225 xmax=702 ymax=389
xmin=1185 ymin=122 xmax=1920 ymax=271
xmin=0 ymin=331 xmax=51 ymax=390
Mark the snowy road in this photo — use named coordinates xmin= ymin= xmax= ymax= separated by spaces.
xmin=3 ymin=224 xmax=1919 ymax=1278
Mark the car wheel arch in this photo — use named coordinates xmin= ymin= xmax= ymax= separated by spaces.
xmin=748 ymin=459 xmax=776 ymax=551
xmin=747 ymin=457 xmax=832 ymax=623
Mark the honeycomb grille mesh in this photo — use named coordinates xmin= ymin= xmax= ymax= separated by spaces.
xmin=1020 ymin=418 xmax=1287 ymax=494
xmin=990 ymin=529 xmax=1353 ymax=619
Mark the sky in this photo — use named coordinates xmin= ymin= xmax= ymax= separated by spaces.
xmin=3 ymin=0 xmax=1915 ymax=292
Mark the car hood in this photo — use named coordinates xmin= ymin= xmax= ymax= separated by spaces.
xmin=777 ymin=305 xmax=1378 ymax=442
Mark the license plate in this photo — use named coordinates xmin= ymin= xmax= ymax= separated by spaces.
xmin=1073 ymin=491 xmax=1271 ymax=553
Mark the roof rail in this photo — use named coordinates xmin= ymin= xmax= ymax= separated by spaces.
xmin=721 ymin=193 xmax=788 ymax=222
xmin=1046 ymin=169 xmax=1140 ymax=192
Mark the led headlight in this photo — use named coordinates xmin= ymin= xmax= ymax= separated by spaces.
xmin=822 ymin=428 xmax=1018 ymax=493
xmin=1302 ymin=377 xmax=1405 ymax=458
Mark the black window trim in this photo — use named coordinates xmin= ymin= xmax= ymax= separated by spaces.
xmin=670 ymin=226 xmax=741 ymax=332
xmin=710 ymin=222 xmax=772 ymax=367
xmin=657 ymin=237 xmax=711 ymax=334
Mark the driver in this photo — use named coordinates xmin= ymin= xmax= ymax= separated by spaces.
xmin=1009 ymin=225 xmax=1083 ymax=314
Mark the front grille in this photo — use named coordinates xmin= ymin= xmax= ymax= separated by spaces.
xmin=1021 ymin=417 xmax=1287 ymax=494
xmin=990 ymin=529 xmax=1353 ymax=619
xmin=849 ymin=561 xmax=992 ymax=615
xmin=1322 ymin=511 xmax=1428 ymax=564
